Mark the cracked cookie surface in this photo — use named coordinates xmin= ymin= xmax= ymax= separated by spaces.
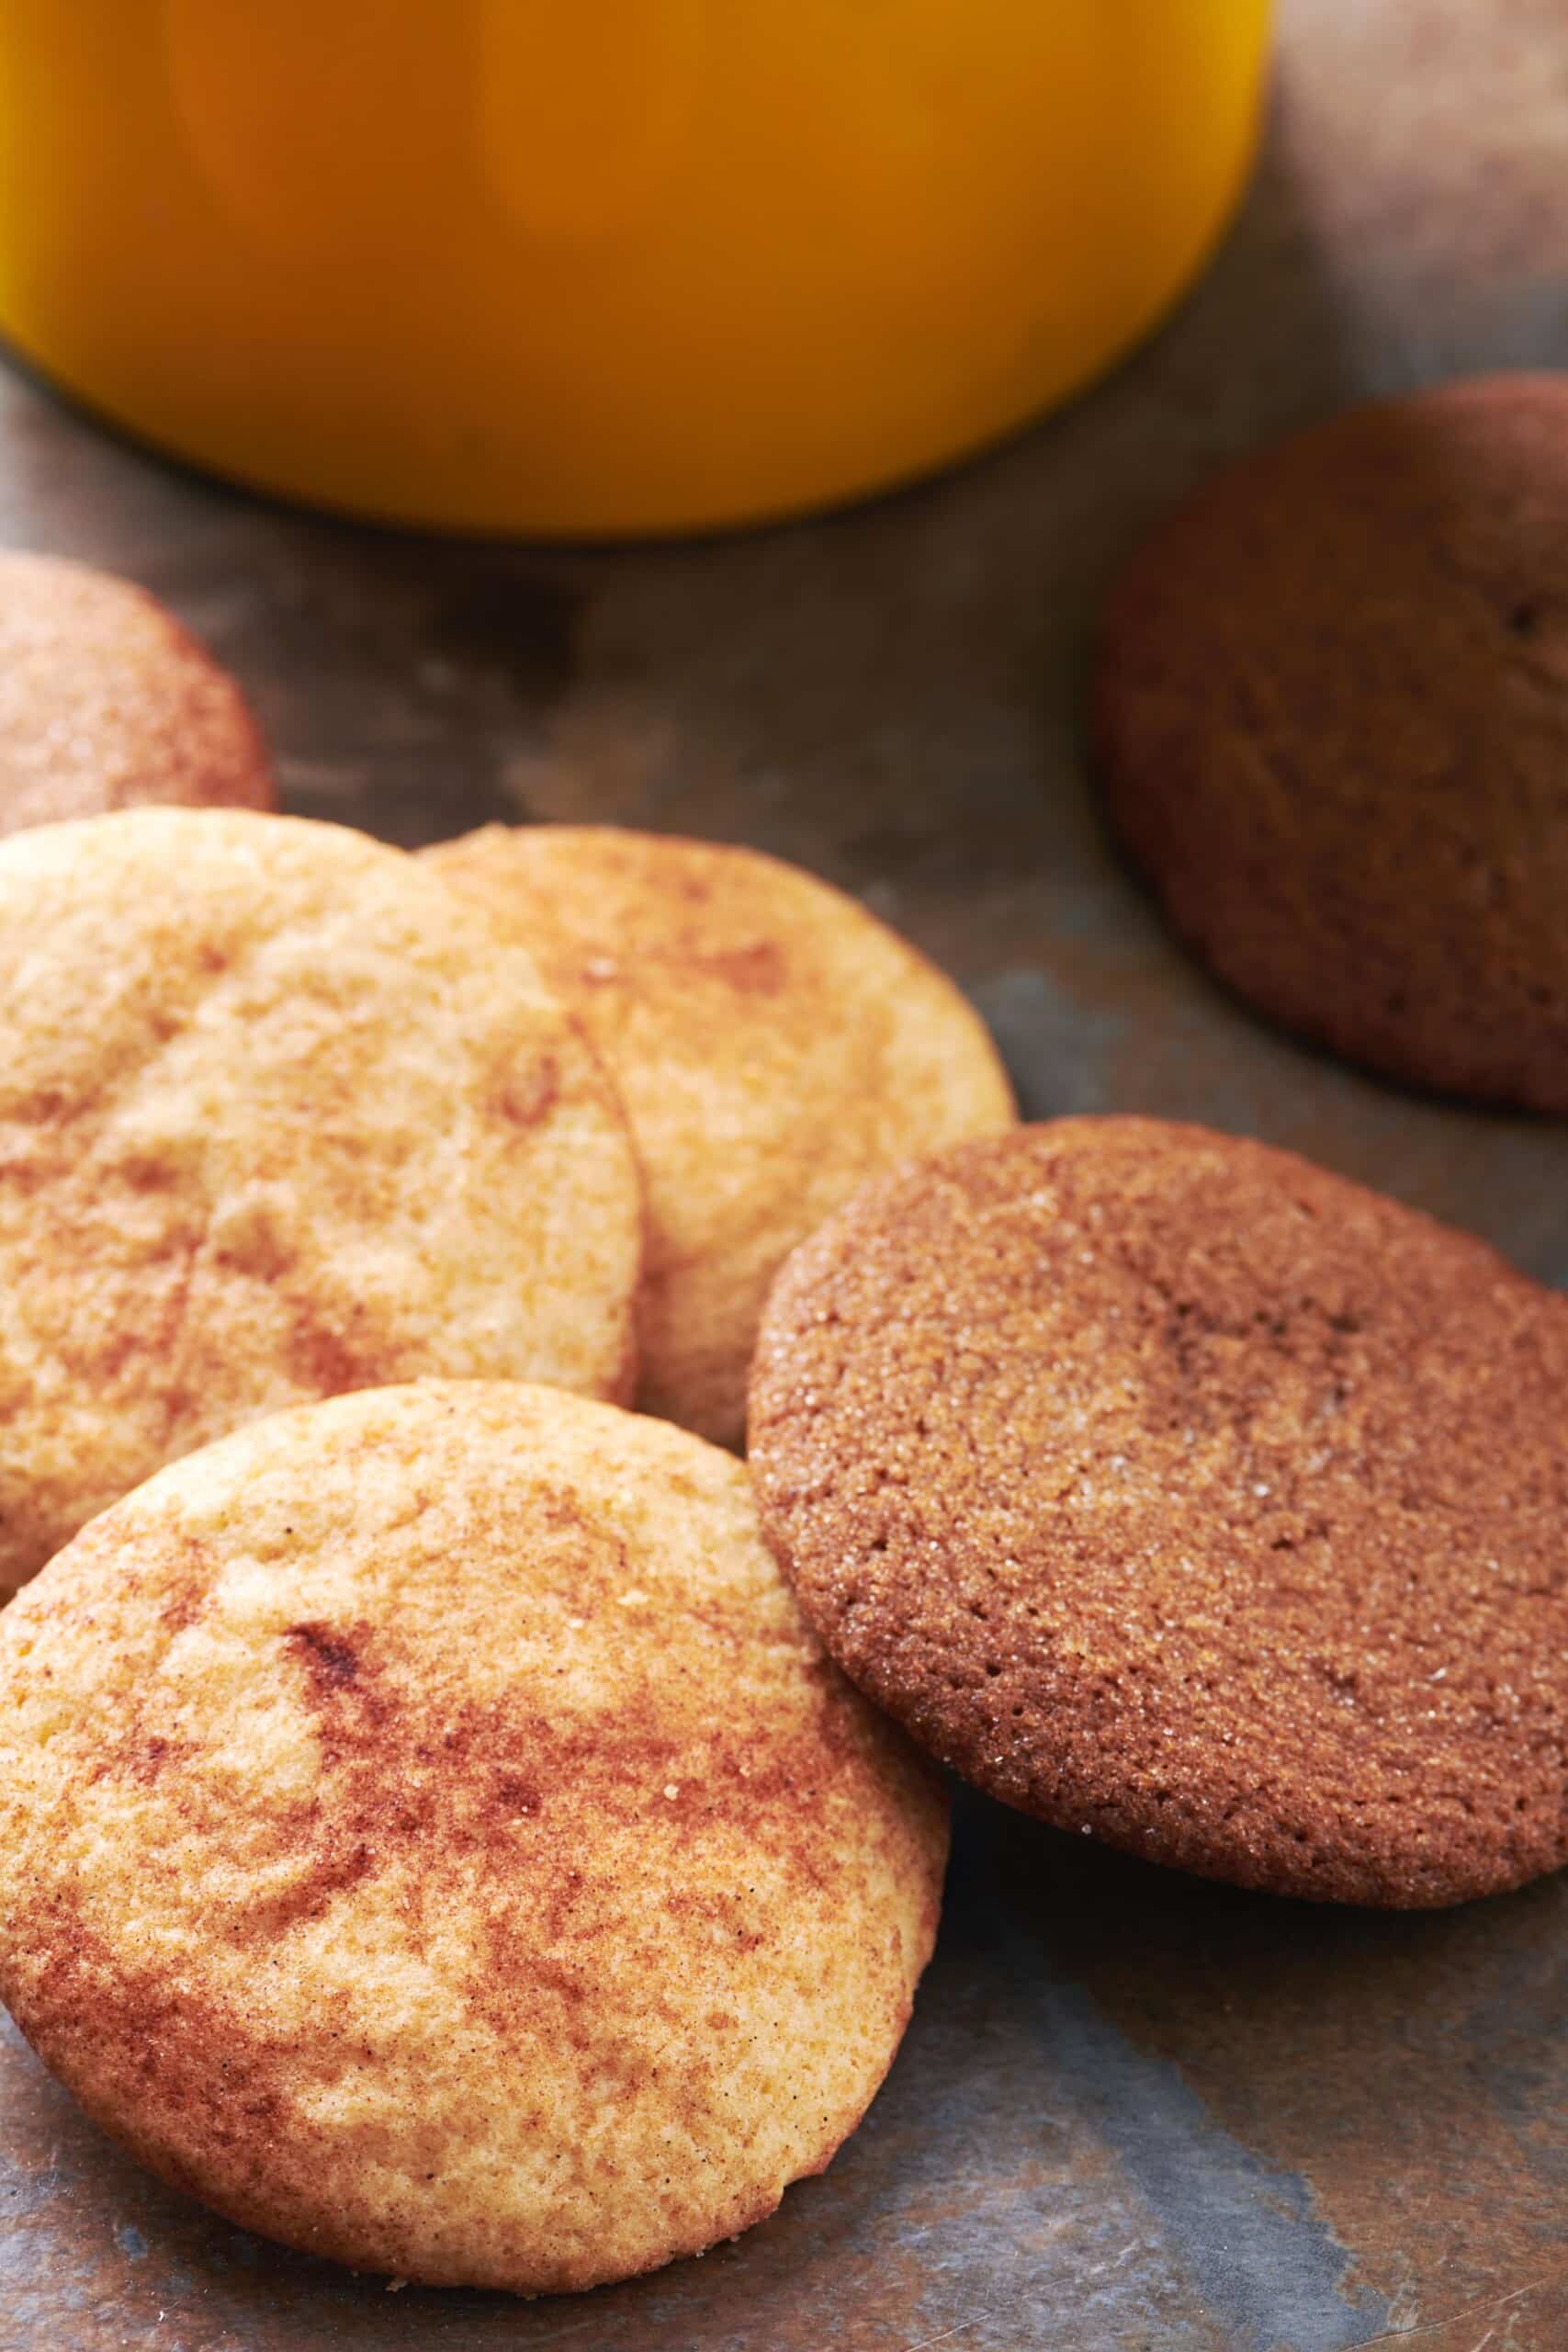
xmin=0 ymin=1382 xmax=945 ymax=2290
xmin=424 ymin=825 xmax=1016 ymax=1447
xmin=0 ymin=808 xmax=641 ymax=1591
xmin=749 ymin=1116 xmax=1568 ymax=1906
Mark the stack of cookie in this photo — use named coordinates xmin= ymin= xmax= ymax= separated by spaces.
xmin=1 ymin=522 xmax=1566 ymax=2304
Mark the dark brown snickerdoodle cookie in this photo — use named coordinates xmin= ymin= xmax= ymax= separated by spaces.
xmin=748 ymin=1116 xmax=1568 ymax=1907
xmin=1093 ymin=373 xmax=1568 ymax=1113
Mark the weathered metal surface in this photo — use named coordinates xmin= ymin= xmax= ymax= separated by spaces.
xmin=4 ymin=3 xmax=1568 ymax=2346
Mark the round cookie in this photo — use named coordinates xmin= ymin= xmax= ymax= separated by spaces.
xmin=748 ymin=1116 xmax=1568 ymax=1908
xmin=0 ymin=808 xmax=642 ymax=1594
xmin=0 ymin=1382 xmax=946 ymax=2292
xmin=1093 ymin=372 xmax=1568 ymax=1113
xmin=423 ymin=824 xmax=1016 ymax=1446
xmin=0 ymin=550 xmax=273 ymax=835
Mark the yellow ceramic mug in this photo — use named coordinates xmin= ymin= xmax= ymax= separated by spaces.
xmin=0 ymin=3 xmax=1270 ymax=537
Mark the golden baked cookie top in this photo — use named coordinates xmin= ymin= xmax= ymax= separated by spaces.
xmin=425 ymin=823 xmax=1015 ymax=1446
xmin=0 ymin=808 xmax=642 ymax=1590
xmin=0 ymin=1381 xmax=946 ymax=2292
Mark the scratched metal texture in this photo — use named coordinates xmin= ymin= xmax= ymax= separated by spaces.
xmin=3 ymin=3 xmax=1568 ymax=2346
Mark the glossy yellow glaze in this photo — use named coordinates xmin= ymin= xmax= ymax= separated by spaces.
xmin=0 ymin=2 xmax=1270 ymax=536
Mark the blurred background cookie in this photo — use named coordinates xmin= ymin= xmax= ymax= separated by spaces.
xmin=1093 ymin=373 xmax=1568 ymax=1113
xmin=749 ymin=1116 xmax=1568 ymax=1908
xmin=0 ymin=1381 xmax=946 ymax=2292
xmin=424 ymin=824 xmax=1016 ymax=1446
xmin=0 ymin=808 xmax=642 ymax=1593
xmin=0 ymin=549 xmax=273 ymax=835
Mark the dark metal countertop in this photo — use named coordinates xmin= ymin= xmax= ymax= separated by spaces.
xmin=4 ymin=3 xmax=1567 ymax=2346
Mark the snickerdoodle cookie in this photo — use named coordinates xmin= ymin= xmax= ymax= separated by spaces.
xmin=0 ymin=808 xmax=641 ymax=1591
xmin=1094 ymin=375 xmax=1568 ymax=1113
xmin=0 ymin=549 xmax=273 ymax=835
xmin=0 ymin=1382 xmax=945 ymax=2290
xmin=749 ymin=1116 xmax=1568 ymax=1906
xmin=424 ymin=824 xmax=1014 ymax=1445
